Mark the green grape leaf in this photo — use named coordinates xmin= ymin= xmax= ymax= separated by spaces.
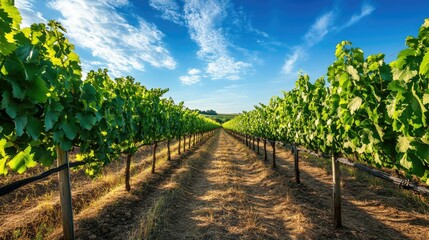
xmin=399 ymin=153 xmax=412 ymax=170
xmin=0 ymin=138 xmax=7 ymax=157
xmin=1 ymin=91 xmax=19 ymax=118
xmin=0 ymin=156 xmax=8 ymax=175
xmin=348 ymin=96 xmax=362 ymax=114
xmin=33 ymin=146 xmax=54 ymax=166
xmin=420 ymin=50 xmax=429 ymax=77
xmin=397 ymin=136 xmax=412 ymax=153
xmin=76 ymin=112 xmax=97 ymax=130
xmin=26 ymin=76 xmax=48 ymax=103
xmin=26 ymin=116 xmax=43 ymax=140
xmin=59 ymin=139 xmax=72 ymax=151
xmin=409 ymin=153 xmax=426 ymax=177
xmin=347 ymin=65 xmax=360 ymax=80
xmin=7 ymin=146 xmax=35 ymax=174
xmin=423 ymin=93 xmax=429 ymax=105
xmin=0 ymin=0 xmax=22 ymax=29
xmin=10 ymin=80 xmax=25 ymax=99
xmin=387 ymin=80 xmax=406 ymax=93
xmin=392 ymin=67 xmax=417 ymax=83
xmin=81 ymin=83 xmax=97 ymax=103
xmin=45 ymin=102 xmax=63 ymax=131
xmin=0 ymin=0 xmax=21 ymax=55
xmin=61 ymin=121 xmax=79 ymax=140
xmin=15 ymin=114 xmax=28 ymax=137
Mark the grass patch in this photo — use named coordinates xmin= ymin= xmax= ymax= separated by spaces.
xmin=298 ymin=150 xmax=429 ymax=214
xmin=129 ymin=144 xmax=209 ymax=239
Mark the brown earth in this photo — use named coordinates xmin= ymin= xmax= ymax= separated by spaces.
xmin=135 ymin=129 xmax=429 ymax=239
xmin=2 ymin=129 xmax=429 ymax=239
xmin=0 ymin=134 xmax=202 ymax=240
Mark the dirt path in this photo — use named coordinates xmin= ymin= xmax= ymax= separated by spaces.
xmin=160 ymin=131 xmax=288 ymax=239
xmin=4 ymin=129 xmax=428 ymax=239
xmin=158 ymin=130 xmax=297 ymax=239
xmin=152 ymin=129 xmax=429 ymax=240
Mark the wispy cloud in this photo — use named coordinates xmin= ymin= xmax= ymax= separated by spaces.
xmin=149 ymin=0 xmax=253 ymax=81
xmin=15 ymin=0 xmax=47 ymax=27
xmin=282 ymin=47 xmax=303 ymax=74
xmin=304 ymin=11 xmax=335 ymax=45
xmin=179 ymin=68 xmax=202 ymax=85
xmin=206 ymin=57 xmax=251 ymax=80
xmin=183 ymin=0 xmax=252 ymax=80
xmin=342 ymin=3 xmax=375 ymax=29
xmin=149 ymin=0 xmax=183 ymax=25
xmin=282 ymin=3 xmax=375 ymax=75
xmin=47 ymin=0 xmax=176 ymax=76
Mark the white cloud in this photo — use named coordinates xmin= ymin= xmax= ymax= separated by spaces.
xmin=282 ymin=47 xmax=302 ymax=74
xmin=48 ymin=0 xmax=176 ymax=76
xmin=148 ymin=0 xmax=254 ymax=81
xmin=183 ymin=0 xmax=251 ymax=80
xmin=184 ymin=0 xmax=228 ymax=59
xmin=179 ymin=75 xmax=201 ymax=85
xmin=206 ymin=57 xmax=251 ymax=80
xmin=282 ymin=3 xmax=375 ymax=75
xmin=15 ymin=0 xmax=47 ymax=27
xmin=188 ymin=68 xmax=201 ymax=75
xmin=304 ymin=11 xmax=335 ymax=46
xmin=282 ymin=11 xmax=335 ymax=75
xmin=343 ymin=4 xmax=375 ymax=28
xmin=149 ymin=0 xmax=183 ymax=25
xmin=179 ymin=67 xmax=202 ymax=85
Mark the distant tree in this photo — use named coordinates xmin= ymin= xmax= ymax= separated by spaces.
xmin=198 ymin=109 xmax=217 ymax=115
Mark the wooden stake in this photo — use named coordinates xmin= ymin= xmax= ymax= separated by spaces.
xmin=152 ymin=141 xmax=158 ymax=174
xmin=178 ymin=136 xmax=181 ymax=155
xmin=332 ymin=149 xmax=342 ymax=228
xmin=294 ymin=146 xmax=300 ymax=184
xmin=125 ymin=152 xmax=132 ymax=191
xmin=56 ymin=146 xmax=75 ymax=240
xmin=264 ymin=139 xmax=267 ymax=161
xmin=183 ymin=135 xmax=186 ymax=152
xmin=257 ymin=138 xmax=260 ymax=154
xmin=271 ymin=141 xmax=276 ymax=168
xmin=167 ymin=140 xmax=171 ymax=161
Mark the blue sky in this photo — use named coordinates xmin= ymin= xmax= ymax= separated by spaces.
xmin=15 ymin=0 xmax=429 ymax=113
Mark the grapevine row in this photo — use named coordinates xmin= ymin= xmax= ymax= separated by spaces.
xmin=0 ymin=3 xmax=219 ymax=178
xmin=224 ymin=18 xmax=429 ymax=185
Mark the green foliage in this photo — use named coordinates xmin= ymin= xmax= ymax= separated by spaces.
xmin=223 ymin=19 xmax=429 ymax=184
xmin=0 ymin=3 xmax=220 ymax=176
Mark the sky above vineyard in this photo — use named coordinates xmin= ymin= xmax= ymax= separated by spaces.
xmin=15 ymin=0 xmax=429 ymax=113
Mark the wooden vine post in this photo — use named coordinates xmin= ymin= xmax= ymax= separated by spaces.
xmin=271 ymin=140 xmax=276 ymax=168
xmin=167 ymin=139 xmax=171 ymax=161
xmin=264 ymin=139 xmax=267 ymax=161
xmin=152 ymin=141 xmax=158 ymax=174
xmin=183 ymin=136 xmax=186 ymax=152
xmin=56 ymin=146 xmax=75 ymax=240
xmin=125 ymin=152 xmax=132 ymax=191
xmin=294 ymin=146 xmax=300 ymax=184
xmin=257 ymin=138 xmax=260 ymax=154
xmin=332 ymin=145 xmax=342 ymax=228
xmin=178 ymin=137 xmax=181 ymax=155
